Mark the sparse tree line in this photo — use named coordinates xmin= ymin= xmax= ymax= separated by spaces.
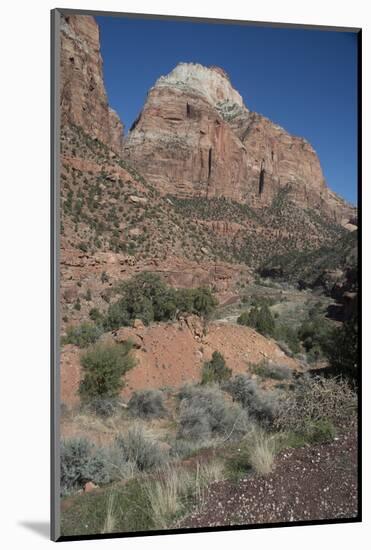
xmin=237 ymin=298 xmax=358 ymax=379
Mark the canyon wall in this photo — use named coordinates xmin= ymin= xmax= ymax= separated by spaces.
xmin=123 ymin=62 xmax=354 ymax=222
xmin=60 ymin=14 xmax=124 ymax=154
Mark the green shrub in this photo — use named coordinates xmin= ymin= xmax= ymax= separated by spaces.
xmin=62 ymin=322 xmax=102 ymax=348
xmin=190 ymin=287 xmax=218 ymax=317
xmin=89 ymin=307 xmax=103 ymax=323
xmin=237 ymin=304 xmax=275 ymax=337
xmin=305 ymin=419 xmax=336 ymax=444
xmin=84 ymin=289 xmax=92 ymax=301
xmin=128 ymin=390 xmax=167 ymax=419
xmin=78 ymin=242 xmax=88 ymax=253
xmin=274 ymin=324 xmax=301 ymax=354
xmin=323 ymin=313 xmax=358 ymax=379
xmin=297 ymin=316 xmax=332 ymax=360
xmin=104 ymin=298 xmax=133 ymax=330
xmin=104 ymin=273 xmax=218 ymax=330
xmin=201 ymin=351 xmax=232 ymax=384
xmin=79 ymin=341 xmax=135 ymax=402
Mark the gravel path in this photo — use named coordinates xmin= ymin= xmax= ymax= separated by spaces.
xmin=178 ymin=431 xmax=358 ymax=528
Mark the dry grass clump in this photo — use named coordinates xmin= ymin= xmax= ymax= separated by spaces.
xmin=145 ymin=459 xmax=225 ymax=528
xmin=115 ymin=423 xmax=169 ymax=471
xmin=193 ymin=460 xmax=225 ymax=511
xmin=102 ymin=491 xmax=117 ymax=534
xmin=248 ymin=430 xmax=276 ymax=476
xmin=145 ymin=466 xmax=192 ymax=528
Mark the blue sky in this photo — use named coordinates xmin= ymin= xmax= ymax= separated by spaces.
xmin=96 ymin=16 xmax=358 ymax=204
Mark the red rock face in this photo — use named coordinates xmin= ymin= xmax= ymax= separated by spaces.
xmin=60 ymin=14 xmax=124 ymax=154
xmin=123 ymin=77 xmax=250 ymax=202
xmin=124 ymin=63 xmax=354 ymax=222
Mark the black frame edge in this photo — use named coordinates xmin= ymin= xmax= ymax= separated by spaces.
xmin=51 ymin=7 xmax=62 ymax=543
xmin=54 ymin=7 xmax=361 ymax=32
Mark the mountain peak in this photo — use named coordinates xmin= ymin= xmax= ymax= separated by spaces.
xmin=155 ymin=62 xmax=245 ymax=110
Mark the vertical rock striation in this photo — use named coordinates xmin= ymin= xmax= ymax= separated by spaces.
xmin=123 ymin=62 xmax=354 ymax=222
xmin=60 ymin=14 xmax=124 ymax=154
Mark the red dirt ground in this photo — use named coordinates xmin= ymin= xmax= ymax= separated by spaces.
xmin=178 ymin=429 xmax=358 ymax=528
xmin=60 ymin=317 xmax=300 ymax=406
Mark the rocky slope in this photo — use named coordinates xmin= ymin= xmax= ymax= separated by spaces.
xmin=60 ymin=14 xmax=124 ymax=154
xmin=259 ymin=229 xmax=358 ymax=320
xmin=123 ymin=62 xmax=354 ymax=223
xmin=60 ymin=315 xmax=300 ymax=406
xmin=59 ymin=18 xmax=357 ymax=331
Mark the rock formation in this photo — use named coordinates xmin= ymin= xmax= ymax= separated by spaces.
xmin=123 ymin=62 xmax=354 ymax=222
xmin=60 ymin=14 xmax=124 ymax=154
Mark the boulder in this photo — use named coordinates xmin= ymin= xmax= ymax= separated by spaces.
xmin=129 ymin=195 xmax=148 ymax=205
xmin=133 ymin=319 xmax=145 ymax=330
xmin=115 ymin=328 xmax=142 ymax=348
xmin=83 ymin=481 xmax=98 ymax=493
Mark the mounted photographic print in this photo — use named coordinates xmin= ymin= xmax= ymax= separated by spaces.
xmin=51 ymin=8 xmax=361 ymax=541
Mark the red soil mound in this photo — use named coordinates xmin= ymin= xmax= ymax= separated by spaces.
xmin=60 ymin=316 xmax=300 ymax=406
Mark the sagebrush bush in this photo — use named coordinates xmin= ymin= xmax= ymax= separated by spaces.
xmin=79 ymin=341 xmax=135 ymax=402
xmin=177 ymin=385 xmax=250 ymax=441
xmin=116 ymin=425 xmax=169 ymax=471
xmin=251 ymin=361 xmax=293 ymax=381
xmin=60 ymin=438 xmax=113 ymax=496
xmin=128 ymin=390 xmax=167 ymax=419
xmin=87 ymin=397 xmax=118 ymax=418
xmin=201 ymin=351 xmax=232 ymax=385
xmin=223 ymin=374 xmax=277 ymax=425
xmin=62 ymin=322 xmax=102 ymax=348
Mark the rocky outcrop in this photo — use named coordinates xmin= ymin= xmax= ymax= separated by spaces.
xmin=60 ymin=14 xmax=124 ymax=154
xmin=124 ymin=62 xmax=354 ymax=222
xmin=123 ymin=63 xmax=251 ymax=201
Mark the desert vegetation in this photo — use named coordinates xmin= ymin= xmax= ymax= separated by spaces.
xmin=104 ymin=273 xmax=217 ymax=330
xmin=59 ymin=240 xmax=358 ymax=536
xmin=58 ymin=21 xmax=358 ymax=535
xmin=60 ymin=367 xmax=357 ymax=535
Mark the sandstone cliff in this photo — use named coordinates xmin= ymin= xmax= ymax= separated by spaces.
xmin=123 ymin=62 xmax=354 ymax=222
xmin=60 ymin=14 xmax=124 ymax=154
xmin=58 ymin=19 xmax=357 ymax=332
